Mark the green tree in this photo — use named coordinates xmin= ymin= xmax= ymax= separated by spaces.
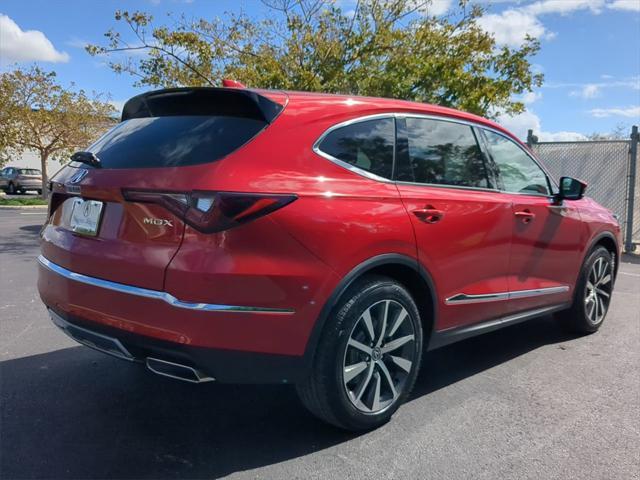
xmin=87 ymin=0 xmax=543 ymax=117
xmin=0 ymin=66 xmax=116 ymax=196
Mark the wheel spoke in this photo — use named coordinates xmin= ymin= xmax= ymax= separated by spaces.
xmin=598 ymin=274 xmax=611 ymax=286
xmin=596 ymin=288 xmax=610 ymax=299
xmin=596 ymin=258 xmax=604 ymax=281
xmin=361 ymin=309 xmax=375 ymax=341
xmin=388 ymin=308 xmax=408 ymax=338
xmin=354 ymin=362 xmax=375 ymax=402
xmin=371 ymin=372 xmax=382 ymax=411
xmin=344 ymin=362 xmax=368 ymax=383
xmin=376 ymin=300 xmax=390 ymax=347
xmin=377 ymin=360 xmax=398 ymax=399
xmin=390 ymin=355 xmax=412 ymax=373
xmin=348 ymin=338 xmax=372 ymax=355
xmin=382 ymin=334 xmax=414 ymax=354
xmin=594 ymin=295 xmax=601 ymax=320
xmin=587 ymin=297 xmax=596 ymax=320
xmin=586 ymin=281 xmax=595 ymax=292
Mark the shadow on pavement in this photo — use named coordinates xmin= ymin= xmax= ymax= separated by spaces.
xmin=0 ymin=315 xmax=577 ymax=479
xmin=0 ymin=224 xmax=41 ymax=257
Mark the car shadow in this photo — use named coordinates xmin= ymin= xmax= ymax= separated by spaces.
xmin=0 ymin=224 xmax=41 ymax=257
xmin=0 ymin=315 xmax=579 ymax=479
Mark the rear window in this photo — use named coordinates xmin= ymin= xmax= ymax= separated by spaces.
xmin=317 ymin=118 xmax=395 ymax=179
xmin=86 ymin=116 xmax=267 ymax=169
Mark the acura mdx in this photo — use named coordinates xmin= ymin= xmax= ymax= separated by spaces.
xmin=38 ymin=86 xmax=621 ymax=430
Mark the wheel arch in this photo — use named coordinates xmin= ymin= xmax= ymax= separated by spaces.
xmin=302 ymin=254 xmax=437 ymax=371
xmin=586 ymin=230 xmax=620 ymax=279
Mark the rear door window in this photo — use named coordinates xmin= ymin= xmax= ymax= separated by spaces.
xmin=317 ymin=118 xmax=395 ymax=179
xmin=86 ymin=116 xmax=267 ymax=169
xmin=397 ymin=117 xmax=490 ymax=188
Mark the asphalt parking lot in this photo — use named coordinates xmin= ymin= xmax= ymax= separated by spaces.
xmin=1 ymin=207 xmax=639 ymax=480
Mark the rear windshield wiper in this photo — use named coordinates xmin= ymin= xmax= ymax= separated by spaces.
xmin=71 ymin=151 xmax=102 ymax=168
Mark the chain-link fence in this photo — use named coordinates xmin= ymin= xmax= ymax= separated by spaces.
xmin=528 ymin=126 xmax=639 ymax=252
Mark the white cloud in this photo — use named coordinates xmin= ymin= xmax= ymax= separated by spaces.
xmin=497 ymin=109 xmax=587 ymax=141
xmin=0 ymin=14 xmax=69 ymax=63
xmin=589 ymin=106 xmax=640 ymax=118
xmin=478 ymin=0 xmax=608 ymax=47
xmin=420 ymin=0 xmax=453 ymax=16
xmin=569 ymin=84 xmax=601 ymax=98
xmin=525 ymin=0 xmax=605 ymax=15
xmin=477 ymin=10 xmax=549 ymax=46
xmin=608 ymin=0 xmax=640 ymax=12
xmin=546 ymin=76 xmax=640 ymax=91
xmin=539 ymin=130 xmax=588 ymax=141
xmin=521 ymin=91 xmax=543 ymax=104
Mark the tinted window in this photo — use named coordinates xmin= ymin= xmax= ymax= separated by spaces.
xmin=86 ymin=116 xmax=267 ymax=169
xmin=18 ymin=169 xmax=40 ymax=175
xmin=318 ymin=118 xmax=395 ymax=179
xmin=398 ymin=118 xmax=489 ymax=188
xmin=482 ymin=130 xmax=550 ymax=195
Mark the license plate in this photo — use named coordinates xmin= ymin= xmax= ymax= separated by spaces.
xmin=69 ymin=199 xmax=104 ymax=236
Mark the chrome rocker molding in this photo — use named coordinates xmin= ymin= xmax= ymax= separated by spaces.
xmin=428 ymin=303 xmax=569 ymax=350
xmin=445 ymin=286 xmax=570 ymax=305
xmin=38 ymin=255 xmax=295 ymax=314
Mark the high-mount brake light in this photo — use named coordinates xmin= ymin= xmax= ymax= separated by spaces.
xmin=122 ymin=190 xmax=296 ymax=233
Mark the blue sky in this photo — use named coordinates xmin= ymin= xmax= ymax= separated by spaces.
xmin=1 ymin=0 xmax=639 ymax=141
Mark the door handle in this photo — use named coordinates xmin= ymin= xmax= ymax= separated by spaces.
xmin=413 ymin=206 xmax=444 ymax=224
xmin=514 ymin=210 xmax=535 ymax=223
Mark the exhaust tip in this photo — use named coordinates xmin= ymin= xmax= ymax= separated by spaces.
xmin=146 ymin=357 xmax=214 ymax=384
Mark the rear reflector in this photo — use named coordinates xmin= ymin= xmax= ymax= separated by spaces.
xmin=122 ymin=190 xmax=296 ymax=233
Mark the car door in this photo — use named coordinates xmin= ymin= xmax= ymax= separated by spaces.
xmin=480 ymin=129 xmax=583 ymax=314
xmin=0 ymin=168 xmax=8 ymax=188
xmin=395 ymin=116 xmax=513 ymax=331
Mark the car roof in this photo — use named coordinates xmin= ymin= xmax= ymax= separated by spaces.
xmin=255 ymin=88 xmax=523 ymax=146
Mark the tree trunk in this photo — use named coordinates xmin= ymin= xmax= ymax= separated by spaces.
xmin=40 ymin=152 xmax=49 ymax=199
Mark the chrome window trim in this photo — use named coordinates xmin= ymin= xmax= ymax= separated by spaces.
xmin=312 ymin=113 xmax=397 ymax=183
xmin=312 ymin=111 xmax=556 ymax=194
xmin=445 ymin=285 xmax=570 ymax=305
xmin=38 ymin=255 xmax=295 ymax=314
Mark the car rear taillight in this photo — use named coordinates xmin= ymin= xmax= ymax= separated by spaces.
xmin=122 ymin=190 xmax=297 ymax=233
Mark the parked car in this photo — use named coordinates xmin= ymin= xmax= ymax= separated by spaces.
xmin=38 ymin=86 xmax=621 ymax=430
xmin=0 ymin=167 xmax=43 ymax=194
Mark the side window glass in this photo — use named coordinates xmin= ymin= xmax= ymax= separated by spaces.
xmin=483 ymin=130 xmax=550 ymax=196
xmin=399 ymin=118 xmax=489 ymax=188
xmin=318 ymin=118 xmax=395 ymax=179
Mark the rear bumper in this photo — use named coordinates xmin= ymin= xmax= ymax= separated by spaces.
xmin=48 ymin=308 xmax=308 ymax=383
xmin=37 ymin=255 xmax=325 ymax=383
xmin=18 ymin=181 xmax=41 ymax=189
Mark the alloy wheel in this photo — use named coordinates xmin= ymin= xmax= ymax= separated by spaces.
xmin=584 ymin=257 xmax=612 ymax=325
xmin=342 ymin=299 xmax=416 ymax=413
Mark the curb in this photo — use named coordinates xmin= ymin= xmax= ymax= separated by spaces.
xmin=0 ymin=205 xmax=48 ymax=209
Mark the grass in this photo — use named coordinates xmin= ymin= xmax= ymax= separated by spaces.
xmin=0 ymin=197 xmax=48 ymax=206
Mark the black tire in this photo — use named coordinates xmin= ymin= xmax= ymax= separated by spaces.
xmin=556 ymin=246 xmax=614 ymax=334
xmin=297 ymin=275 xmax=424 ymax=430
xmin=7 ymin=183 xmax=16 ymax=194
xmin=37 ymin=190 xmax=43 ymax=195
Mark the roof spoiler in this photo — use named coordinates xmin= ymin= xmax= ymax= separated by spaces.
xmin=121 ymin=87 xmax=284 ymax=123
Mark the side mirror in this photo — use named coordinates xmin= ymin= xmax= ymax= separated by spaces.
xmin=557 ymin=176 xmax=587 ymax=201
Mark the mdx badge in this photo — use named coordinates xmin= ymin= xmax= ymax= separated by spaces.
xmin=143 ymin=217 xmax=174 ymax=227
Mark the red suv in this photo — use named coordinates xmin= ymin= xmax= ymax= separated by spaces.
xmin=38 ymin=87 xmax=621 ymax=430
